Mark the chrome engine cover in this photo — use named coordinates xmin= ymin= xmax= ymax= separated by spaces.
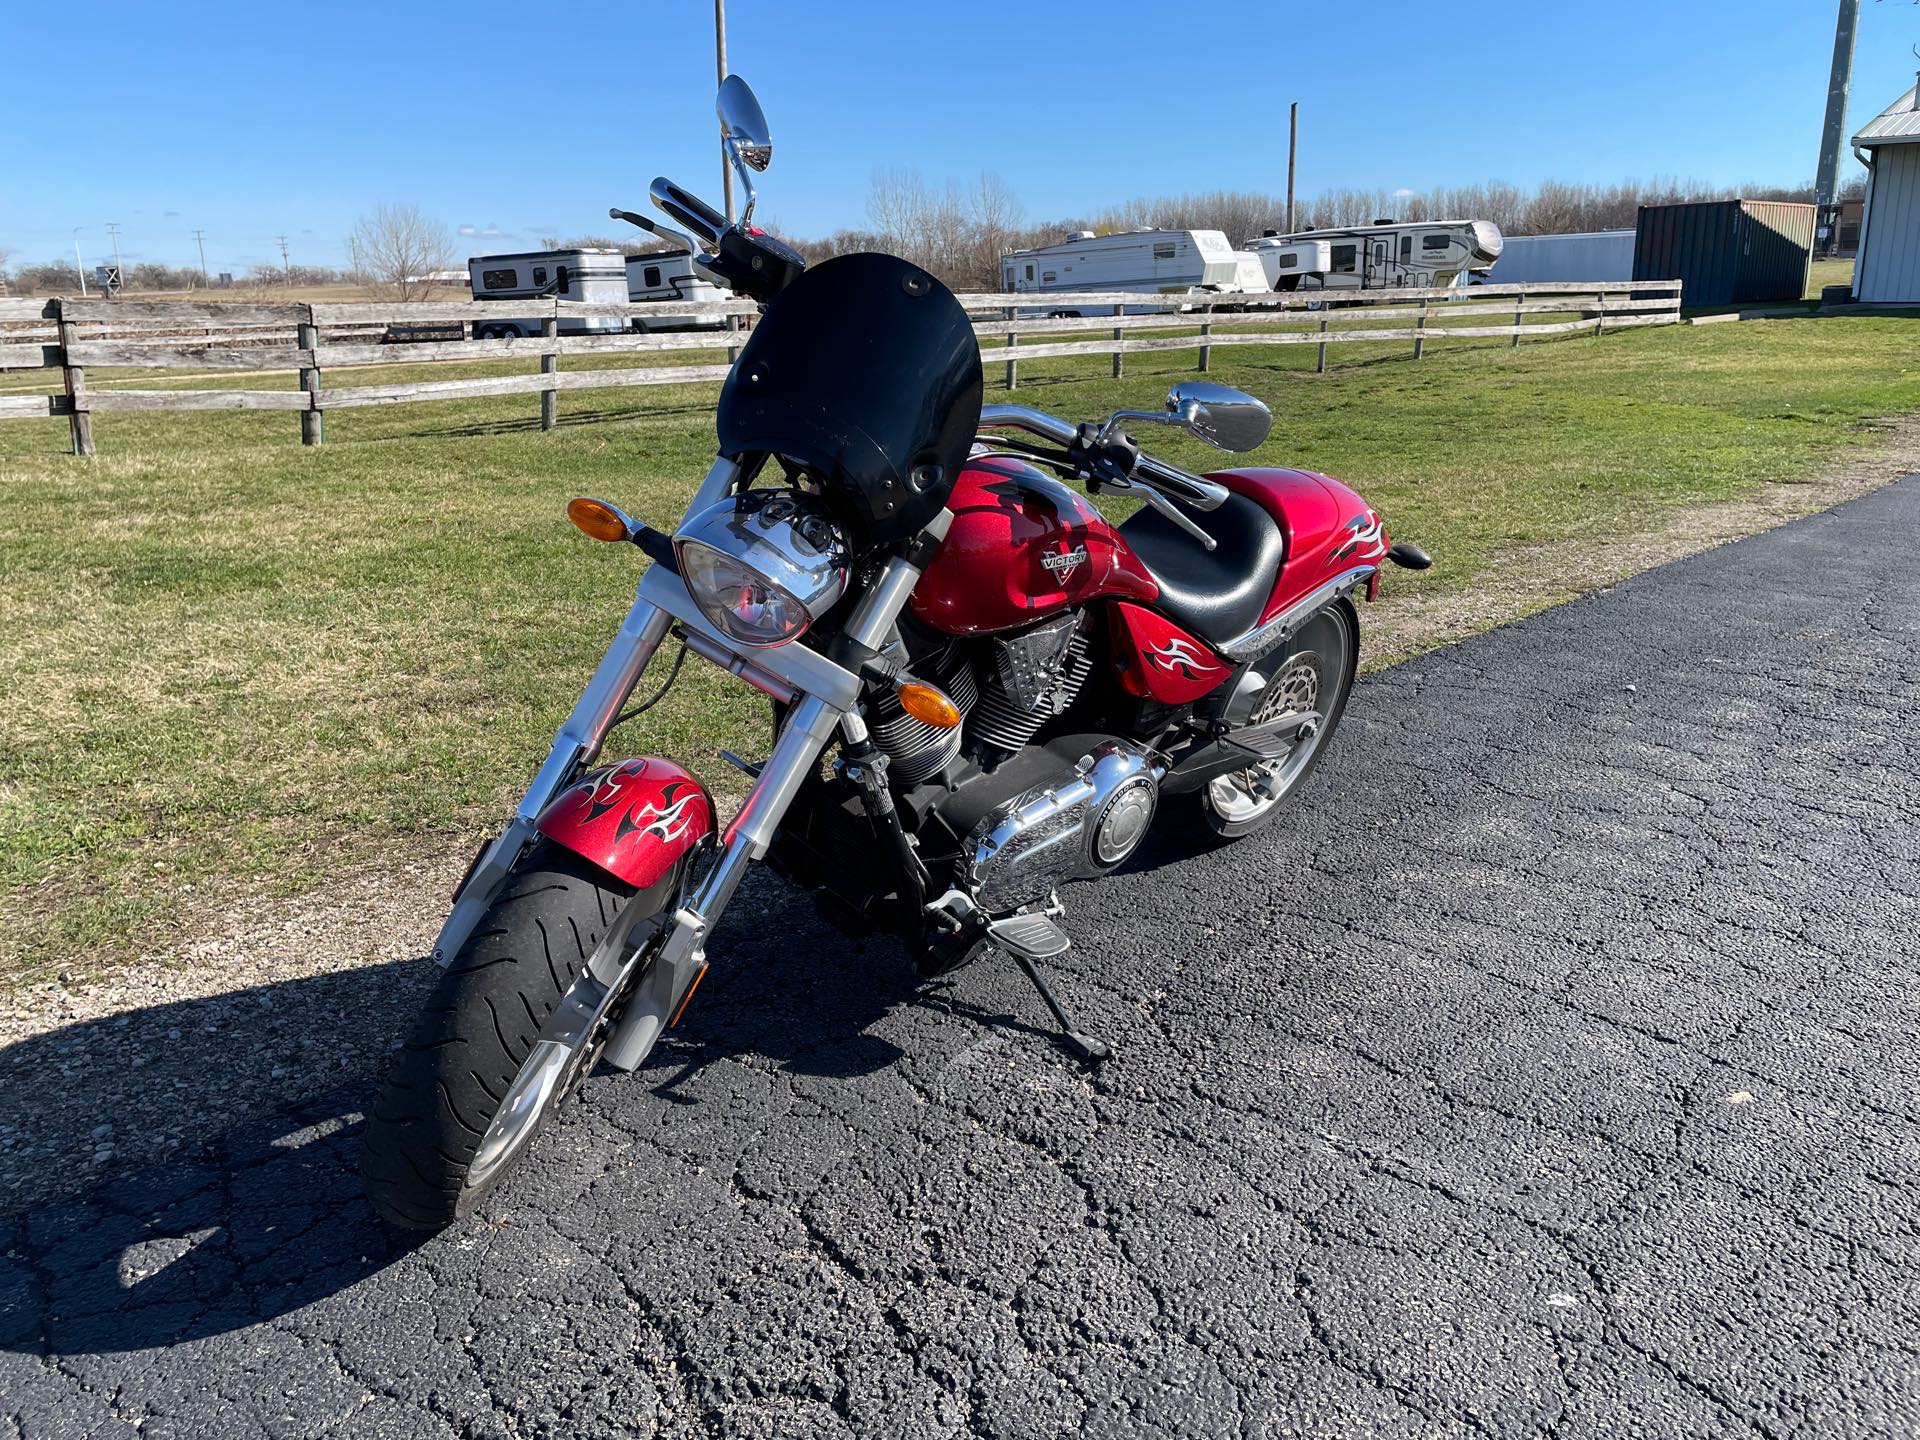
xmin=965 ymin=741 xmax=1162 ymax=913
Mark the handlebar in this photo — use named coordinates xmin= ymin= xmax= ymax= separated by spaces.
xmin=976 ymin=404 xmax=1230 ymax=512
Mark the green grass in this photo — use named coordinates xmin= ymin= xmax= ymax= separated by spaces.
xmin=2 ymin=314 xmax=1917 ymax=984
xmin=1809 ymin=257 xmax=1853 ymax=300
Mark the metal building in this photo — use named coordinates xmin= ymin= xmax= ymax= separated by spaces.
xmin=1632 ymin=200 xmax=1815 ymax=307
xmin=1853 ymin=81 xmax=1920 ymax=303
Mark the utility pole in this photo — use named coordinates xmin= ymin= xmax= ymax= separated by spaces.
xmin=192 ymin=229 xmax=209 ymax=287
xmin=72 ymin=227 xmax=88 ymax=297
xmin=1815 ymin=0 xmax=1860 ymax=256
xmin=715 ymin=0 xmax=734 ymax=223
xmin=348 ymin=236 xmax=361 ymax=280
xmin=106 ymin=222 xmax=124 ymax=291
xmin=1286 ymin=102 xmax=1299 ymax=235
xmin=276 ymin=235 xmax=291 ymax=285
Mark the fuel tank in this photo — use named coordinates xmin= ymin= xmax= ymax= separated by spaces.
xmin=910 ymin=456 xmax=1158 ymax=636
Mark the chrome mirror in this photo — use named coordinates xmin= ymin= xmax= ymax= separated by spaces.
xmin=1167 ymin=382 xmax=1271 ymax=452
xmin=717 ymin=75 xmax=771 ymax=228
xmin=717 ymin=76 xmax=772 ymax=172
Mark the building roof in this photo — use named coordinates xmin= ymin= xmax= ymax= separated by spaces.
xmin=1855 ymin=83 xmax=1920 ymax=147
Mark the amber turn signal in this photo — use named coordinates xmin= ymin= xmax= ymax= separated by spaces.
xmin=896 ymin=680 xmax=962 ymax=729
xmin=567 ymin=497 xmax=633 ymax=543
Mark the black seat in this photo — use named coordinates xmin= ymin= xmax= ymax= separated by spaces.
xmin=1116 ymin=491 xmax=1285 ymax=647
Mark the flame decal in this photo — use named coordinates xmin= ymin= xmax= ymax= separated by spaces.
xmin=635 ymin=790 xmax=701 ymax=843
xmin=1148 ymin=635 xmax=1220 ymax=678
xmin=1332 ymin=509 xmax=1388 ymax=563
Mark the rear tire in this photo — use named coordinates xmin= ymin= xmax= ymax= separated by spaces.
xmin=360 ymin=840 xmax=636 ymax=1229
xmin=1193 ymin=603 xmax=1357 ymax=840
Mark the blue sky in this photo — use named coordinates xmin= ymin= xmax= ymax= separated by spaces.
xmin=4 ymin=0 xmax=1919 ymax=274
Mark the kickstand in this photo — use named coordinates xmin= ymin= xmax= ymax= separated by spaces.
xmin=1006 ymin=952 xmax=1112 ymax=1066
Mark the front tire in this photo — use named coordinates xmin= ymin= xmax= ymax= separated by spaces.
xmin=360 ymin=840 xmax=638 ymax=1229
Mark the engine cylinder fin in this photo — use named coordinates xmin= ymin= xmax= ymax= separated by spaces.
xmin=970 ymin=634 xmax=1091 ymax=755
xmin=869 ymin=652 xmax=979 ymax=785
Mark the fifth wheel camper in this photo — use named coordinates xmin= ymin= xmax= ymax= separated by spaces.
xmin=1249 ymin=220 xmax=1503 ymax=292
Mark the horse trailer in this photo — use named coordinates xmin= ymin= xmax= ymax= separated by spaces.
xmin=468 ymin=248 xmax=628 ymax=337
xmin=625 ymin=250 xmax=731 ymax=331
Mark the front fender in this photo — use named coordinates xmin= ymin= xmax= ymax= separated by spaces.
xmin=534 ymin=757 xmax=714 ymax=890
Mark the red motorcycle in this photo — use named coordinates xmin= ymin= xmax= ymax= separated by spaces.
xmin=362 ymin=78 xmax=1430 ymax=1227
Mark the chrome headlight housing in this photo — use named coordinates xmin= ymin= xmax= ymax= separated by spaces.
xmin=673 ymin=489 xmax=849 ymax=648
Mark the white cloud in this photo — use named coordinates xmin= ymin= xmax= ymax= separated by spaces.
xmin=458 ymin=223 xmax=510 ymax=239
xmin=1393 ymin=188 xmax=1415 ymax=199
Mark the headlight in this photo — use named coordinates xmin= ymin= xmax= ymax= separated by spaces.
xmin=673 ymin=490 xmax=848 ymax=649
xmin=677 ymin=540 xmax=814 ymax=646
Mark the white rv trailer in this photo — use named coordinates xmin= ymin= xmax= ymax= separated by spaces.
xmin=1000 ymin=228 xmax=1244 ymax=315
xmin=1248 ymin=220 xmax=1503 ymax=292
xmin=625 ymin=249 xmax=732 ymax=330
xmin=1476 ymin=229 xmax=1634 ymax=286
xmin=468 ymin=248 xmax=628 ymax=337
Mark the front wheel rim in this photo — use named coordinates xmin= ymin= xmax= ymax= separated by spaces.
xmin=465 ymin=963 xmax=622 ymax=1193
xmin=467 ymin=1039 xmax=585 ymax=1191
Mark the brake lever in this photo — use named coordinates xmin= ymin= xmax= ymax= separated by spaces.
xmin=609 ymin=207 xmax=701 ymax=256
xmin=1133 ymin=482 xmax=1217 ymax=552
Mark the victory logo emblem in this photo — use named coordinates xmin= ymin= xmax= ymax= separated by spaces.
xmin=1040 ymin=544 xmax=1089 ymax=586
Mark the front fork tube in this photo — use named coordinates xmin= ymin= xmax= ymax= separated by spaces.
xmin=432 ymin=461 xmax=744 ymax=966
xmin=600 ymin=536 xmax=940 ymax=1067
xmin=432 ymin=598 xmax=673 ymax=964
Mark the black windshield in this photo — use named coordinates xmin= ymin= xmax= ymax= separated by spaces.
xmin=715 ymin=252 xmax=982 ymax=544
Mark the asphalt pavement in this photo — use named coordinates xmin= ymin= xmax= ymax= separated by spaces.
xmin=4 ymin=477 xmax=1918 ymax=1439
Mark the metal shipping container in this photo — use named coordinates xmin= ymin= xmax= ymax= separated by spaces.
xmin=1632 ymin=200 xmax=1815 ymax=307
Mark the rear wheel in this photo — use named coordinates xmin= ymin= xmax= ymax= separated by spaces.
xmin=360 ymin=840 xmax=660 ymax=1229
xmin=1196 ymin=604 xmax=1356 ymax=839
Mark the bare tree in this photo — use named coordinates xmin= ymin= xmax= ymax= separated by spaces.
xmin=350 ymin=203 xmax=456 ymax=301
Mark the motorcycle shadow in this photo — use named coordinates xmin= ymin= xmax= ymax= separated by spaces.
xmin=0 ymin=875 xmax=914 ymax=1357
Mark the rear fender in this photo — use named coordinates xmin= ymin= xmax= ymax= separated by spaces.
xmin=534 ymin=757 xmax=714 ymax=890
xmin=1207 ymin=468 xmax=1389 ymax=625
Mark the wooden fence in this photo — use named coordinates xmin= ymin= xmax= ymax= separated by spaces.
xmin=0 ymin=280 xmax=1682 ymax=457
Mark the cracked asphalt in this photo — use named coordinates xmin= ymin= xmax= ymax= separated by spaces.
xmin=4 ymin=477 xmax=1919 ymax=1438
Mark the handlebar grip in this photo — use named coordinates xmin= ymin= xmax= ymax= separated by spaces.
xmin=609 ymin=207 xmax=648 ymax=227
xmin=649 ymin=177 xmax=728 ymax=246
